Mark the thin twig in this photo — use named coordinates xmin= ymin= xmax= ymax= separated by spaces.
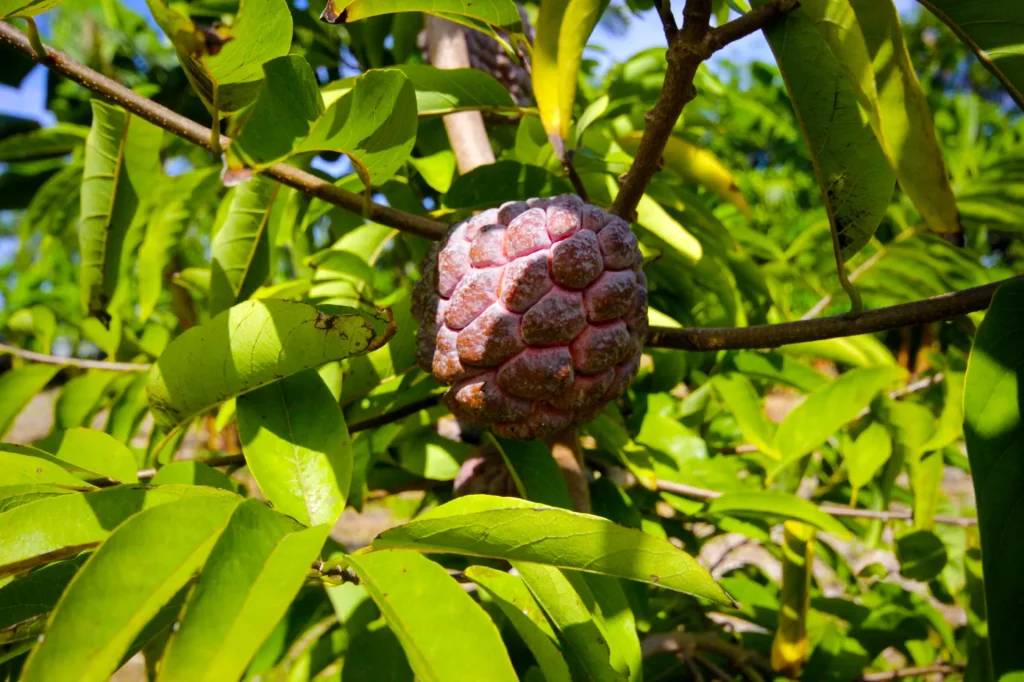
xmin=696 ymin=653 xmax=736 ymax=682
xmin=705 ymin=0 xmax=800 ymax=53
xmin=642 ymin=631 xmax=770 ymax=674
xmin=0 ymin=22 xmax=448 ymax=241
xmin=0 ymin=342 xmax=151 ymax=372
xmin=861 ymin=663 xmax=965 ymax=681
xmin=652 ymin=0 xmax=679 ymax=42
xmin=562 ymin=150 xmax=590 ymax=203
xmin=546 ymin=427 xmax=590 ymax=513
xmin=654 ymin=477 xmax=977 ymax=527
xmin=646 ymin=275 xmax=1019 ymax=350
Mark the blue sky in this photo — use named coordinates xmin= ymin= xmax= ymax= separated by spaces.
xmin=0 ymin=0 xmax=920 ymax=127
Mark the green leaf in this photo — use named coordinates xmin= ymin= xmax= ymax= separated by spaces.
xmin=19 ymin=495 xmax=241 ymax=682
xmin=208 ymin=176 xmax=283 ymax=316
xmin=801 ymin=0 xmax=961 ymax=235
xmin=342 ymin=627 xmax=414 ymax=682
xmin=53 ymin=428 xmax=138 ymax=483
xmin=785 ymin=334 xmax=896 ymax=368
xmin=445 ymin=161 xmax=573 ymax=209
xmin=157 ymin=500 xmax=329 ymax=681
xmin=149 ymin=462 xmax=235 ymax=491
xmin=373 ymin=495 xmax=730 ymax=603
xmin=720 ymin=351 xmax=827 ymax=393
xmin=712 ymin=373 xmax=779 ymax=458
xmin=0 ymin=556 xmax=87 ymax=633
xmin=0 ymin=124 xmax=88 ymax=162
xmin=53 ymin=370 xmax=119 ymax=431
xmin=138 ymin=168 xmax=218 ymax=320
xmin=534 ymin=0 xmax=603 ymax=153
xmin=0 ymin=0 xmax=60 ymax=19
xmin=513 ymin=562 xmax=626 ymax=682
xmin=104 ymin=372 xmax=150 ymax=444
xmin=570 ymin=574 xmax=642 ymax=682
xmin=754 ymin=0 xmax=894 ymax=261
xmin=145 ymin=298 xmax=393 ymax=432
xmin=488 ymin=435 xmax=575 ymax=509
xmin=909 ymin=450 xmax=943 ymax=531
xmin=345 ymin=549 xmax=519 ymax=682
xmin=705 ymin=491 xmax=851 ymax=538
xmin=236 ymin=370 xmax=352 ymax=526
xmin=227 ymin=58 xmax=417 ymax=189
xmin=79 ymin=100 xmax=163 ymax=320
xmin=390 ymin=65 xmax=517 ymax=116
xmin=772 ymin=366 xmax=904 ymax=470
xmin=326 ymin=0 xmax=524 ymax=32
xmin=0 ymin=445 xmax=95 ymax=490
xmin=920 ymin=372 xmax=964 ymax=452
xmin=0 ymin=364 xmax=61 ymax=439
xmin=843 ymin=421 xmax=892 ymax=494
xmin=0 ymin=484 xmax=233 ymax=578
xmin=895 ymin=529 xmax=947 ymax=582
xmin=144 ymin=0 xmax=293 ymax=115
xmin=6 ymin=305 xmax=56 ymax=354
xmin=409 ymin=150 xmax=456 ymax=193
xmin=22 ymin=160 xmax=83 ymax=237
xmin=464 ymin=566 xmax=572 ymax=682
xmin=963 ymin=278 xmax=1024 ymax=677
xmin=917 ymin=0 xmax=1024 ymax=110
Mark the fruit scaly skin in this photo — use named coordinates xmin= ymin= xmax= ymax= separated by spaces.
xmin=412 ymin=194 xmax=648 ymax=440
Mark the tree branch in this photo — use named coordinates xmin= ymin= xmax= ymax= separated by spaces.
xmin=0 ymin=342 xmax=151 ymax=372
xmin=706 ymin=0 xmax=800 ymax=53
xmin=653 ymin=477 xmax=977 ymax=526
xmin=0 ymin=21 xmax=448 ymax=241
xmin=861 ymin=663 xmax=965 ymax=681
xmin=652 ymin=0 xmax=679 ymax=42
xmin=646 ymin=276 xmax=1018 ymax=351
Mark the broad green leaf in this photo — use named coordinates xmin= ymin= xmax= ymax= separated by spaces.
xmin=754 ymin=1 xmax=894 ymax=260
xmin=843 ymin=421 xmax=892 ymax=495
xmin=146 ymin=298 xmax=394 ymax=432
xmin=963 ymin=278 xmax=1024 ymax=677
xmin=138 ymin=168 xmax=218 ymax=320
xmin=53 ymin=428 xmax=138 ymax=483
xmin=227 ymin=57 xmax=417 ymax=189
xmin=324 ymin=0 xmax=523 ymax=32
xmin=144 ymin=0 xmax=292 ymax=115
xmin=705 ymin=491 xmax=851 ymax=538
xmin=0 ymin=0 xmax=60 ymax=19
xmin=342 ymin=627 xmax=414 ymax=681
xmin=444 ymin=161 xmax=572 ymax=209
xmin=513 ymin=562 xmax=626 ymax=682
xmin=104 ymin=372 xmax=150 ymax=444
xmin=19 ymin=495 xmax=241 ymax=682
xmin=236 ymin=370 xmax=352 ymax=526
xmin=634 ymin=191 xmax=703 ymax=263
xmin=53 ymin=370 xmax=119 ymax=431
xmin=79 ymin=100 xmax=163 ymax=320
xmin=6 ymin=305 xmax=56 ymax=354
xmin=158 ymin=500 xmax=329 ymax=681
xmin=920 ymin=372 xmax=964 ymax=452
xmin=772 ymin=366 xmax=904 ymax=469
xmin=465 ymin=566 xmax=572 ymax=682
xmin=22 ymin=160 xmax=83 ymax=237
xmin=0 ymin=446 xmax=95 ymax=490
xmin=488 ymin=435 xmax=575 ymax=509
xmin=534 ymin=0 xmax=603 ymax=153
xmin=569 ymin=574 xmax=642 ymax=682
xmin=0 ymin=556 xmax=87 ymax=633
xmin=149 ymin=461 xmax=235 ymax=491
xmin=0 ymin=484 xmax=233 ymax=578
xmin=720 ymin=351 xmax=827 ymax=393
xmin=801 ymin=0 xmax=961 ymax=235
xmin=0 ymin=484 xmax=77 ymax=513
xmin=409 ymin=150 xmax=457 ymax=193
xmin=712 ymin=373 xmax=778 ymax=458
xmin=0 ymin=364 xmax=61 ymax=439
xmin=909 ymin=450 xmax=943 ymax=531
xmin=785 ymin=334 xmax=896 ymax=368
xmin=0 ymin=124 xmax=88 ymax=161
xmin=396 ymin=434 xmax=466 ymax=481
xmin=392 ymin=64 xmax=517 ymax=116
xmin=373 ymin=495 xmax=730 ymax=603
xmin=917 ymin=0 xmax=1024 ymax=110
xmin=208 ymin=175 xmax=283 ymax=316
xmin=895 ymin=529 xmax=947 ymax=582
xmin=346 ymin=549 xmax=519 ymax=682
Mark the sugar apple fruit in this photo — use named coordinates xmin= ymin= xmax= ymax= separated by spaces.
xmin=412 ymin=194 xmax=648 ymax=440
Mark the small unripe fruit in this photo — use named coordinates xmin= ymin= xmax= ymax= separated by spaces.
xmin=412 ymin=194 xmax=648 ymax=440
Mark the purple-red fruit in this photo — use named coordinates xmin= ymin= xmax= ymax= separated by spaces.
xmin=412 ymin=194 xmax=647 ymax=440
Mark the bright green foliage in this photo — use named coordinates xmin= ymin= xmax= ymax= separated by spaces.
xmin=79 ymin=100 xmax=162 ymax=320
xmin=236 ymin=370 xmax=352 ymax=526
xmin=374 ymin=495 xmax=730 ymax=603
xmin=964 ymin=279 xmax=1024 ymax=677
xmin=0 ymin=0 xmax=1021 ymax=679
xmin=346 ymin=549 xmax=519 ymax=682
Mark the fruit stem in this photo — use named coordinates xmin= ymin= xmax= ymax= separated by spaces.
xmin=546 ymin=427 xmax=590 ymax=513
